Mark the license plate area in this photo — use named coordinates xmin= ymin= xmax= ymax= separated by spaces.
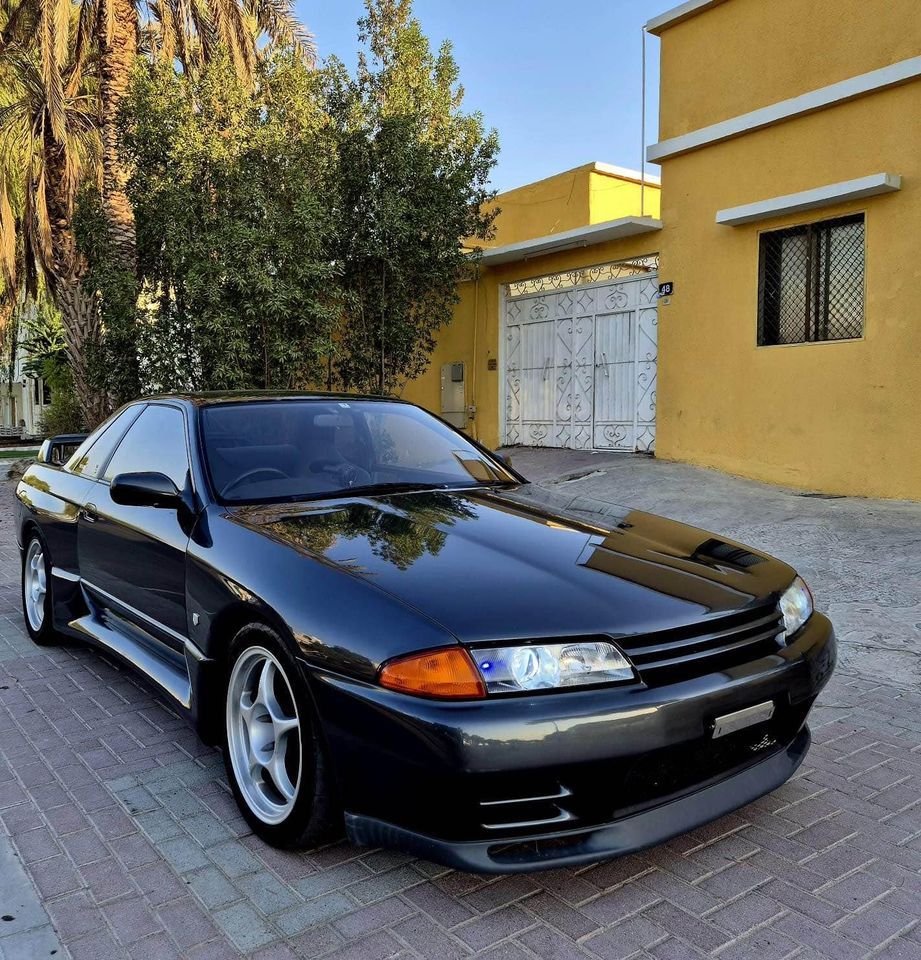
xmin=712 ymin=700 xmax=775 ymax=739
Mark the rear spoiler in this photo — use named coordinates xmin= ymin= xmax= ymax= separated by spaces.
xmin=37 ymin=433 xmax=88 ymax=466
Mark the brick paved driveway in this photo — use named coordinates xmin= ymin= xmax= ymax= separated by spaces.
xmin=1 ymin=468 xmax=920 ymax=960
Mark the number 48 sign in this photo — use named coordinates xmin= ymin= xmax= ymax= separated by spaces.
xmin=658 ymin=281 xmax=674 ymax=298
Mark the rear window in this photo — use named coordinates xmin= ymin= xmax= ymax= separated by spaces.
xmin=66 ymin=405 xmax=144 ymax=478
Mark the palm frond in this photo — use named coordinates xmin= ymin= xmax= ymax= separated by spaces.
xmin=68 ymin=0 xmax=98 ymax=96
xmin=38 ymin=0 xmax=67 ymax=141
xmin=242 ymin=0 xmax=314 ymax=62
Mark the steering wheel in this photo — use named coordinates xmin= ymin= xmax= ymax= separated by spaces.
xmin=221 ymin=467 xmax=290 ymax=497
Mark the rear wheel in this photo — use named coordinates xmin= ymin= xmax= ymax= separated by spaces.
xmin=21 ymin=532 xmax=58 ymax=646
xmin=222 ymin=624 xmax=339 ymax=848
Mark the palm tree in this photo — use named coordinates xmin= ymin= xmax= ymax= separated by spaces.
xmin=75 ymin=0 xmax=315 ymax=280
xmin=3 ymin=0 xmax=313 ymax=423
xmin=0 ymin=44 xmax=105 ymax=423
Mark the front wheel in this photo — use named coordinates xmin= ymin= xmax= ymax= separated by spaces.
xmin=22 ymin=532 xmax=59 ymax=646
xmin=222 ymin=624 xmax=339 ymax=848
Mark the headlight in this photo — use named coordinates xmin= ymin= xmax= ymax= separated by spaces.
xmin=473 ymin=641 xmax=635 ymax=693
xmin=780 ymin=576 xmax=813 ymax=638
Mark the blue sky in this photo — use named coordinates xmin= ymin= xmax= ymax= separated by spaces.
xmin=297 ymin=1 xmax=664 ymax=193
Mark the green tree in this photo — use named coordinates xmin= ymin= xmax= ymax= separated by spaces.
xmin=117 ymin=52 xmax=340 ymax=392
xmin=19 ymin=297 xmax=84 ymax=434
xmin=326 ymin=0 xmax=498 ymax=395
xmin=0 ymin=19 xmax=105 ymax=422
xmin=3 ymin=0 xmax=314 ymax=421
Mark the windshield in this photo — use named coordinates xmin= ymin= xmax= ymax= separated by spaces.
xmin=200 ymin=399 xmax=518 ymax=504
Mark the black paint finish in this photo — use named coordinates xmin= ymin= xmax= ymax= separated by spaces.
xmin=15 ymin=392 xmax=836 ymax=871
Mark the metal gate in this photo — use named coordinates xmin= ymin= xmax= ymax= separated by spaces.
xmin=503 ymin=262 xmax=658 ymax=452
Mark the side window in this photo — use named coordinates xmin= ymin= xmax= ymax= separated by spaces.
xmin=104 ymin=405 xmax=190 ymax=490
xmin=68 ymin=405 xmax=144 ymax=478
xmin=758 ymin=213 xmax=865 ymax=345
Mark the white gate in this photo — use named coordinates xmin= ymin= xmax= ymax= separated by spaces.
xmin=503 ymin=265 xmax=658 ymax=452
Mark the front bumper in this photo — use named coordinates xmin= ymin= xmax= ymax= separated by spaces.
xmin=308 ymin=612 xmax=835 ymax=872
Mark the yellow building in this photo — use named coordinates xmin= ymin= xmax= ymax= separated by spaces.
xmin=405 ymin=0 xmax=921 ymax=500
xmin=647 ymin=0 xmax=921 ymax=500
xmin=402 ymin=163 xmax=663 ymax=454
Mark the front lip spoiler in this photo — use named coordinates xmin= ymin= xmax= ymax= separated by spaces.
xmin=345 ymin=726 xmax=811 ymax=874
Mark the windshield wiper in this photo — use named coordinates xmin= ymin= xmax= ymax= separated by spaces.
xmin=300 ymin=481 xmax=455 ymax=501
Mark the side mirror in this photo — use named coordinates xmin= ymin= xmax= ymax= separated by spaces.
xmin=110 ymin=472 xmax=182 ymax=509
xmin=493 ymin=450 xmax=512 ymax=470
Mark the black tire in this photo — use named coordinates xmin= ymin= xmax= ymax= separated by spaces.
xmin=21 ymin=528 xmax=59 ymax=646
xmin=221 ymin=623 xmax=340 ymax=848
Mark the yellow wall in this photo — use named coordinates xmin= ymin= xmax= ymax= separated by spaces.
xmin=654 ymin=3 xmax=921 ymax=499
xmin=658 ymin=0 xmax=921 ymax=138
xmin=486 ymin=166 xmax=593 ymax=247
xmin=589 ymin=170 xmax=660 ymax=221
xmin=402 ymin=166 xmax=661 ymax=449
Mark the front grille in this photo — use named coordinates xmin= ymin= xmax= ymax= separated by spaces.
xmin=622 ymin=604 xmax=785 ymax=687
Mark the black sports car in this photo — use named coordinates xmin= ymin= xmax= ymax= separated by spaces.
xmin=16 ymin=393 xmax=835 ymax=872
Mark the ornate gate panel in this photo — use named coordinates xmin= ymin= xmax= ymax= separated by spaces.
xmin=503 ymin=257 xmax=658 ymax=452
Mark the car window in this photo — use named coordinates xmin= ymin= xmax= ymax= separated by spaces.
xmin=67 ymin=405 xmax=144 ymax=478
xmin=104 ymin=405 xmax=190 ymax=490
xmin=200 ymin=400 xmax=515 ymax=504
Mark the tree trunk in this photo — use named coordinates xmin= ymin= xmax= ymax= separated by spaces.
xmin=56 ymin=280 xmax=109 ymax=426
xmin=98 ymin=0 xmax=138 ymax=276
xmin=45 ymin=141 xmax=107 ymax=427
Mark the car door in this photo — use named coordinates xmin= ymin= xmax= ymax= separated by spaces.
xmin=78 ymin=402 xmax=193 ymax=650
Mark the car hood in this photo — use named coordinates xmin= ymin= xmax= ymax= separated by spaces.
xmin=233 ymin=484 xmax=795 ymax=643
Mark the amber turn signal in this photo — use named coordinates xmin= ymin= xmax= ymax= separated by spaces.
xmin=379 ymin=648 xmax=487 ymax=700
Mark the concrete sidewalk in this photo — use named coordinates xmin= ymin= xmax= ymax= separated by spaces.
xmin=1 ymin=469 xmax=920 ymax=960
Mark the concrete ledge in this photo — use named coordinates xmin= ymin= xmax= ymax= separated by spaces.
xmin=478 ymin=217 xmax=662 ymax=266
xmin=646 ymin=0 xmax=729 ymax=36
xmin=716 ymin=173 xmax=902 ymax=226
xmin=648 ymin=56 xmax=921 ymax=163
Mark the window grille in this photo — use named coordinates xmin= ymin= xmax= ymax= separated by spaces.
xmin=758 ymin=214 xmax=864 ymax=345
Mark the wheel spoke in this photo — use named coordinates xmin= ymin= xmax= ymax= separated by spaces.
xmin=267 ymin=747 xmax=296 ymax=802
xmin=256 ymin=660 xmax=279 ymax=714
xmin=273 ymin=714 xmax=299 ymax=737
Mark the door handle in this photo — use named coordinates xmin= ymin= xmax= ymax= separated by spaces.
xmin=81 ymin=504 xmax=98 ymax=523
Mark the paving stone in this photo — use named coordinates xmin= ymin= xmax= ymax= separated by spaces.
xmin=391 ymin=912 xmax=470 ymax=960
xmin=207 ymin=839 xmax=264 ymax=879
xmin=211 ymin=902 xmax=276 ymax=952
xmin=294 ymin=861 xmax=373 ymax=900
xmin=275 ymin=892 xmax=354 ymax=936
xmin=235 ymin=869 xmax=302 ymax=916
xmin=185 ymin=865 xmax=242 ymax=910
xmin=332 ymin=895 xmax=414 ymax=938
xmin=0 ymin=921 xmax=65 ymax=960
xmin=103 ymin=896 xmax=165 ymax=944
xmin=584 ymin=913 xmax=668 ymax=960
xmin=454 ymin=904 xmax=535 ymax=951
xmin=158 ymin=836 xmax=211 ymax=875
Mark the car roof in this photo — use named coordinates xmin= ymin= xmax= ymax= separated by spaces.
xmin=136 ymin=391 xmax=410 ymax=408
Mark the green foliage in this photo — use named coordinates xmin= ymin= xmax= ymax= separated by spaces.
xmin=75 ymin=188 xmax=140 ymax=405
xmin=325 ymin=0 xmax=499 ymax=394
xmin=77 ymin=0 xmax=498 ymax=399
xmin=18 ymin=299 xmax=85 ymax=435
xmin=118 ymin=52 xmax=341 ymax=393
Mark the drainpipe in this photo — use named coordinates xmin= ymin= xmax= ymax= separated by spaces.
xmin=640 ymin=25 xmax=647 ymax=217
xmin=470 ymin=266 xmax=480 ymax=441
